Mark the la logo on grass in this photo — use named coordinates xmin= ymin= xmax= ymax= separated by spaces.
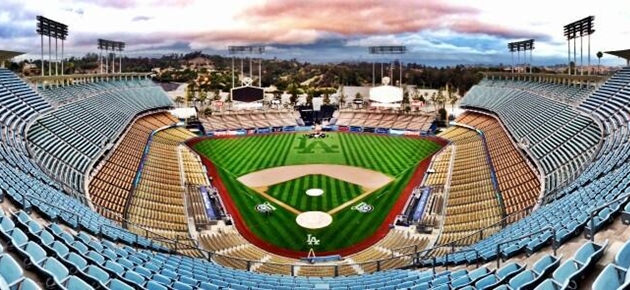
xmin=295 ymin=138 xmax=339 ymax=154
xmin=306 ymin=234 xmax=320 ymax=246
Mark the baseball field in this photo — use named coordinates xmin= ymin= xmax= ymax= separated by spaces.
xmin=190 ymin=132 xmax=443 ymax=257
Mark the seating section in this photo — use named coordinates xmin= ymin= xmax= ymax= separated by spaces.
xmin=0 ymin=68 xmax=52 ymax=150
xmin=88 ymin=113 xmax=177 ymax=221
xmin=127 ymin=127 xmax=196 ymax=240
xmin=435 ymin=126 xmax=502 ymax=246
xmin=481 ymin=79 xmax=594 ymax=104
xmin=180 ymin=148 xmax=216 ymax=225
xmin=456 ymin=112 xmax=541 ymax=217
xmin=6 ymin=64 xmax=630 ymax=288
xmin=27 ymin=80 xmax=173 ymax=193
xmin=430 ymin=68 xmax=630 ymax=267
xmin=462 ymin=80 xmax=600 ymax=193
xmin=336 ymin=110 xmax=434 ymax=132
xmin=202 ymin=111 xmax=297 ymax=131
xmin=419 ymin=146 xmax=452 ymax=226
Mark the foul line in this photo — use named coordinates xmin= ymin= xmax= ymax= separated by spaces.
xmin=250 ymin=186 xmax=302 ymax=215
xmin=327 ymin=185 xmax=387 ymax=215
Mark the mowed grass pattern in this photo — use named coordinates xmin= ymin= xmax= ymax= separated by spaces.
xmin=266 ymin=174 xmax=363 ymax=212
xmin=194 ymin=132 xmax=442 ymax=252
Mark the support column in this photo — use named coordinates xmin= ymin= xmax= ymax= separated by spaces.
xmin=399 ymin=60 xmax=403 ymax=88
xmin=48 ymin=35 xmax=52 ymax=76
xmin=573 ymin=37 xmax=577 ymax=76
xmin=580 ymin=35 xmax=584 ymax=75
xmin=587 ymin=34 xmax=591 ymax=75
xmin=41 ymin=34 xmax=44 ymax=76
xmin=61 ymin=40 xmax=64 ymax=75
xmin=567 ymin=38 xmax=571 ymax=74
xmin=55 ymin=37 xmax=58 ymax=76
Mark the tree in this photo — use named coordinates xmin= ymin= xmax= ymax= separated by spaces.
xmin=447 ymin=84 xmax=458 ymax=114
xmin=197 ymin=90 xmax=208 ymax=110
xmin=213 ymin=90 xmax=221 ymax=101
xmin=596 ymin=51 xmax=603 ymax=74
xmin=185 ymin=83 xmax=196 ymax=105
xmin=174 ymin=96 xmax=184 ymax=107
xmin=287 ymin=82 xmax=301 ymax=106
xmin=323 ymin=92 xmax=331 ymax=105
xmin=338 ymin=86 xmax=346 ymax=108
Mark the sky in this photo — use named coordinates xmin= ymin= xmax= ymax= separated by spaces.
xmin=1 ymin=0 xmax=629 ymax=66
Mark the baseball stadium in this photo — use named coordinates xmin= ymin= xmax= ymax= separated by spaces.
xmin=0 ymin=3 xmax=630 ymax=290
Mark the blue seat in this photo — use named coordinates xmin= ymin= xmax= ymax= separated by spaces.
xmin=106 ymin=278 xmax=135 ymax=290
xmin=0 ymin=217 xmax=16 ymax=239
xmin=8 ymin=228 xmax=28 ymax=249
xmin=60 ymin=275 xmax=94 ymax=290
xmin=592 ymin=264 xmax=628 ymax=290
xmin=451 ymin=267 xmax=493 ymax=289
xmin=78 ymin=265 xmax=110 ymax=289
xmin=534 ymin=279 xmax=562 ymax=290
xmin=615 ymin=240 xmax=630 ymax=269
xmin=13 ymin=277 xmax=41 ymax=290
xmin=476 ymin=262 xmax=525 ymax=290
xmin=532 ymin=254 xmax=562 ymax=277
xmin=551 ymin=240 xmax=607 ymax=289
xmin=16 ymin=241 xmax=48 ymax=270
xmin=147 ymin=280 xmax=169 ymax=290
xmin=35 ymin=257 xmax=69 ymax=288
xmin=0 ymin=254 xmax=25 ymax=288
xmin=508 ymin=269 xmax=540 ymax=290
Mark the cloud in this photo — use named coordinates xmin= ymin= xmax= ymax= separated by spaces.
xmin=448 ymin=19 xmax=551 ymax=42
xmin=243 ymin=0 xmax=467 ymax=35
xmin=132 ymin=15 xmax=152 ymax=21
xmin=72 ymin=0 xmax=137 ymax=9
xmin=242 ymin=0 xmax=547 ymax=40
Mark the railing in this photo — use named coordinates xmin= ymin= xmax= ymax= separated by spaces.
xmin=585 ymin=191 xmax=630 ymax=241
xmin=392 ymin=204 xmax=534 ymax=265
xmin=495 ymin=226 xmax=556 ymax=268
xmin=15 ymin=184 xmax=542 ymax=277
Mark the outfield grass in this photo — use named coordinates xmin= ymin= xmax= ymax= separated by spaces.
xmin=194 ymin=132 xmax=441 ymax=253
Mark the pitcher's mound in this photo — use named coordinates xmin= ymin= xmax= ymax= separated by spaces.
xmin=296 ymin=211 xmax=333 ymax=229
xmin=306 ymin=188 xmax=324 ymax=197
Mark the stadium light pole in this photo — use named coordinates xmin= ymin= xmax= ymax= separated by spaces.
xmin=368 ymin=46 xmax=407 ymax=87
xmin=228 ymin=45 xmax=265 ymax=88
xmin=508 ymin=40 xmax=534 ymax=74
xmin=36 ymin=16 xmax=68 ymax=77
xmin=564 ymin=16 xmax=595 ymax=76
xmin=98 ymin=39 xmax=125 ymax=74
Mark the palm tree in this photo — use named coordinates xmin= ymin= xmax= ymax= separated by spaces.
xmin=596 ymin=51 xmax=603 ymax=75
xmin=430 ymin=92 xmax=438 ymax=112
xmin=174 ymin=96 xmax=184 ymax=107
xmin=447 ymin=85 xmax=458 ymax=115
xmin=338 ymin=86 xmax=346 ymax=108
xmin=197 ymin=90 xmax=208 ymax=110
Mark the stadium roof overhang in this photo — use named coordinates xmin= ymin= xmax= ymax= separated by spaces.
xmin=0 ymin=50 xmax=24 ymax=67
xmin=605 ymin=49 xmax=630 ymax=65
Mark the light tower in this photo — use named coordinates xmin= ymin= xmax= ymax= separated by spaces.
xmin=368 ymin=46 xmax=407 ymax=87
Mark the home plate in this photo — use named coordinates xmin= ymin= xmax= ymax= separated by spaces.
xmin=296 ymin=211 xmax=333 ymax=229
xmin=306 ymin=188 xmax=324 ymax=197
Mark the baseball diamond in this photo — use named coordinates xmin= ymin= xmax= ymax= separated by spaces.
xmin=189 ymin=132 xmax=443 ymax=256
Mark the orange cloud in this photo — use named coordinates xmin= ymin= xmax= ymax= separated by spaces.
xmin=243 ymin=0 xmax=473 ymax=35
